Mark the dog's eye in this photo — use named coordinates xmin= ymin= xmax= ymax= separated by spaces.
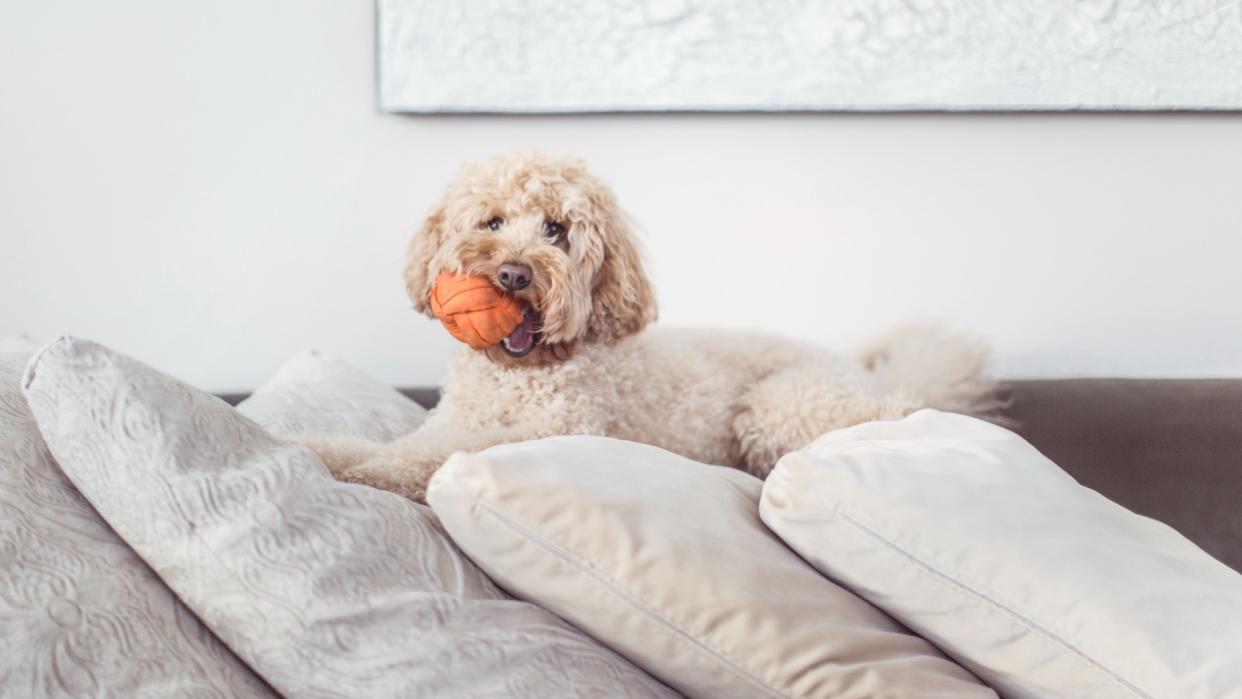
xmin=544 ymin=221 xmax=565 ymax=239
xmin=485 ymin=217 xmax=503 ymax=231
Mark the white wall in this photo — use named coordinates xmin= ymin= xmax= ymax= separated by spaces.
xmin=2 ymin=0 xmax=1240 ymax=392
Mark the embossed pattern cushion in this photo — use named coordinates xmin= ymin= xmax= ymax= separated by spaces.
xmin=760 ymin=410 xmax=1242 ymax=699
xmin=428 ymin=436 xmax=996 ymax=699
xmin=0 ymin=340 xmax=273 ymax=698
xmin=236 ymin=348 xmax=427 ymax=441
xmin=22 ymin=337 xmax=676 ymax=699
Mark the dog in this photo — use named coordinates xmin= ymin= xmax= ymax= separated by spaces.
xmin=304 ymin=153 xmax=1001 ymax=503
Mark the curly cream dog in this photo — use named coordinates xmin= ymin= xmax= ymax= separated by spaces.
xmin=307 ymin=154 xmax=1000 ymax=502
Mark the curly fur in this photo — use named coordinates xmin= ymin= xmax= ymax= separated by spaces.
xmin=307 ymin=153 xmax=1000 ymax=503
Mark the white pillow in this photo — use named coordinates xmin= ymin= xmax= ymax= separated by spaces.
xmin=428 ymin=436 xmax=996 ymax=699
xmin=236 ymin=348 xmax=426 ymax=441
xmin=0 ymin=341 xmax=272 ymax=698
xmin=760 ymin=409 xmax=1242 ymax=699
xmin=23 ymin=338 xmax=676 ymax=699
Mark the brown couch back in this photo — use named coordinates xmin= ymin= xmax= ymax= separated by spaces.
xmin=1000 ymin=379 xmax=1242 ymax=572
xmin=225 ymin=380 xmax=1242 ymax=572
xmin=399 ymin=381 xmax=1242 ymax=572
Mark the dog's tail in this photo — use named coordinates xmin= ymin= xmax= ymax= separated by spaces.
xmin=857 ymin=322 xmax=1007 ymax=419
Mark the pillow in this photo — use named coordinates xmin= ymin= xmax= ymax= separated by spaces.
xmin=0 ymin=341 xmax=272 ymax=697
xmin=428 ymin=436 xmax=996 ymax=699
xmin=236 ymin=348 xmax=427 ymax=441
xmin=760 ymin=409 xmax=1242 ymax=699
xmin=22 ymin=338 xmax=676 ymax=699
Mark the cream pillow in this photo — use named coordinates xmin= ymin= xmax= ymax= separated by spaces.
xmin=23 ymin=338 xmax=676 ymax=699
xmin=761 ymin=409 xmax=1242 ymax=699
xmin=236 ymin=348 xmax=427 ymax=441
xmin=428 ymin=436 xmax=995 ymax=699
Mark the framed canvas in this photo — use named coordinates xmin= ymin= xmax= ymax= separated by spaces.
xmin=377 ymin=1 xmax=1242 ymax=113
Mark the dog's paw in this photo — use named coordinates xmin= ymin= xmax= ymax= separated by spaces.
xmin=338 ymin=458 xmax=436 ymax=505
xmin=285 ymin=434 xmax=382 ymax=478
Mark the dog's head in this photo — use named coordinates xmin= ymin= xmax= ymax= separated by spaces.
xmin=404 ymin=153 xmax=657 ymax=364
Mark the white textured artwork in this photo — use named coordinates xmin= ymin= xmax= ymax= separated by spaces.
xmin=378 ymin=1 xmax=1242 ymax=112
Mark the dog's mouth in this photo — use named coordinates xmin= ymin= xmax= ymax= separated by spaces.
xmin=501 ymin=304 xmax=541 ymax=358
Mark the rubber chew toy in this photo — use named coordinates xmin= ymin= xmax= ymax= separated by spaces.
xmin=430 ymin=272 xmax=525 ymax=349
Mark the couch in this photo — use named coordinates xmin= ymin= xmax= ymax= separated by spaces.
xmin=223 ymin=379 xmax=1242 ymax=573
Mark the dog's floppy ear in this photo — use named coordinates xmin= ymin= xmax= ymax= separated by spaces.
xmin=587 ymin=212 xmax=657 ymax=342
xmin=403 ymin=206 xmax=447 ymax=317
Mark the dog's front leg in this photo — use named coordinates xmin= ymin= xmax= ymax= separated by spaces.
xmin=335 ymin=415 xmax=556 ymax=504
xmin=286 ymin=434 xmax=383 ymax=478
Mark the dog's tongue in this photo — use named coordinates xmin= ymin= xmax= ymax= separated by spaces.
xmin=505 ymin=314 xmax=536 ymax=353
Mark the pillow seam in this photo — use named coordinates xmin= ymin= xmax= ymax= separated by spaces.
xmin=837 ymin=507 xmax=1151 ymax=699
xmin=475 ymin=501 xmax=788 ymax=699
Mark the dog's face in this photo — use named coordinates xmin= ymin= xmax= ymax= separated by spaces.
xmin=404 ymin=154 xmax=657 ymax=364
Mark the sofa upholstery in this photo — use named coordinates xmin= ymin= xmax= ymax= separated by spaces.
xmin=1000 ymin=379 xmax=1242 ymax=573
xmin=220 ymin=379 xmax=1242 ymax=572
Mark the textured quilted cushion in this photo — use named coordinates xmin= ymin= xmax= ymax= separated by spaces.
xmin=22 ymin=338 xmax=677 ymax=699
xmin=0 ymin=338 xmax=272 ymax=698
xmin=236 ymin=348 xmax=426 ymax=441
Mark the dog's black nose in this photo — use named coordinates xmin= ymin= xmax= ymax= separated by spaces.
xmin=497 ymin=262 xmax=532 ymax=291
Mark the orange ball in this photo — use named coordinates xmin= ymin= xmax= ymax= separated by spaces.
xmin=430 ymin=272 xmax=525 ymax=350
